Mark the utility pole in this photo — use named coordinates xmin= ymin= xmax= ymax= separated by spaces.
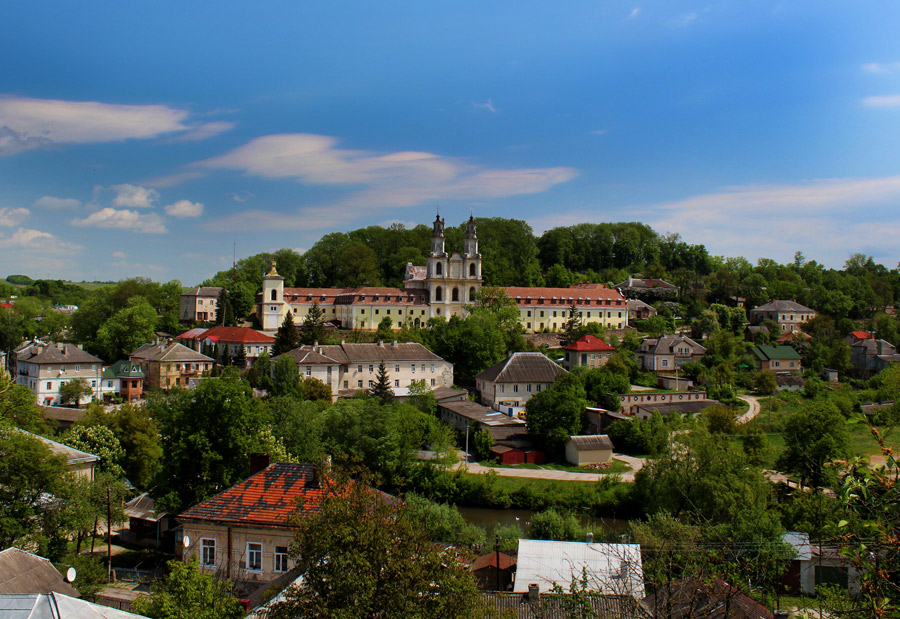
xmin=494 ymin=534 xmax=501 ymax=591
xmin=106 ymin=486 xmax=112 ymax=583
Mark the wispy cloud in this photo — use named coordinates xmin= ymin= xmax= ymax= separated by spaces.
xmin=0 ymin=227 xmax=82 ymax=252
xmin=33 ymin=196 xmax=81 ymax=210
xmin=71 ymin=208 xmax=168 ymax=233
xmin=862 ymin=95 xmax=900 ymax=107
xmin=863 ymin=61 xmax=900 ymax=74
xmin=164 ymin=199 xmax=203 ymax=218
xmin=628 ymin=7 xmax=640 ymax=19
xmin=672 ymin=12 xmax=698 ymax=26
xmin=112 ymin=251 xmax=126 ymax=259
xmin=110 ymin=184 xmax=160 ymax=208
xmin=169 ymin=121 xmax=235 ymax=142
xmin=140 ymin=171 xmax=205 ymax=188
xmin=589 ymin=129 xmax=608 ymax=136
xmin=0 ymin=207 xmax=30 ymax=227
xmin=199 ymin=132 xmax=576 ymax=230
xmin=473 ymin=99 xmax=497 ymax=113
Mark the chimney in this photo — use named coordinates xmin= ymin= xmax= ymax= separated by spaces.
xmin=586 ymin=531 xmax=594 ymax=543
xmin=377 ymin=340 xmax=384 ymax=347
xmin=313 ymin=455 xmax=332 ymax=488
xmin=313 ymin=340 xmax=318 ymax=348
xmin=527 ymin=584 xmax=539 ymax=600
xmin=391 ymin=340 xmax=398 ymax=347
xmin=249 ymin=453 xmax=270 ymax=476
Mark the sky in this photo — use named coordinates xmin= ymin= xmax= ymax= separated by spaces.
xmin=2 ymin=1 xmax=900 ymax=284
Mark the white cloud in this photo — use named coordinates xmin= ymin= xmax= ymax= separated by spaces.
xmin=473 ymin=99 xmax=497 ymax=113
xmin=0 ymin=207 xmax=29 ymax=226
xmin=863 ymin=61 xmax=900 ymax=74
xmin=71 ymin=208 xmax=167 ymax=233
xmin=33 ymin=196 xmax=81 ymax=210
xmin=199 ymin=133 xmax=576 ymax=230
xmin=0 ymin=227 xmax=82 ymax=253
xmin=140 ymin=171 xmax=204 ymax=188
xmin=589 ymin=129 xmax=608 ymax=136
xmin=673 ymin=12 xmax=698 ymax=26
xmin=110 ymin=184 xmax=159 ymax=208
xmin=0 ymin=96 xmax=189 ymax=154
xmin=164 ymin=199 xmax=203 ymax=218
xmin=862 ymin=95 xmax=900 ymax=107
xmin=112 ymin=251 xmax=126 ymax=259
xmin=169 ymin=121 xmax=236 ymax=142
xmin=628 ymin=7 xmax=640 ymax=18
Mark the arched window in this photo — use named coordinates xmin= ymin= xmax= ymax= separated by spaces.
xmin=452 ymin=287 xmax=459 ymax=302
xmin=469 ymin=288 xmax=476 ymax=302
xmin=469 ymin=263 xmax=476 ymax=276
xmin=435 ymin=286 xmax=443 ymax=301
xmin=270 ymin=289 xmax=277 ymax=301
xmin=435 ymin=262 xmax=443 ymax=276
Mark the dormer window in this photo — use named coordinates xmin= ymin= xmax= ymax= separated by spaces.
xmin=307 ymin=294 xmax=313 ymax=301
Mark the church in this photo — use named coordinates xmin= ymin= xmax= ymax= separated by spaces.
xmin=258 ymin=215 xmax=628 ymax=333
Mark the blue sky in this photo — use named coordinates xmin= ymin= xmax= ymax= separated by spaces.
xmin=2 ymin=1 xmax=900 ymax=284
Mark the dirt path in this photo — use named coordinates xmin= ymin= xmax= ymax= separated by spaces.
xmin=456 ymin=453 xmax=645 ymax=482
xmin=736 ymin=394 xmax=761 ymax=425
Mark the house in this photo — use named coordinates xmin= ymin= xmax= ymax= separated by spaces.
xmin=642 ymin=577 xmax=774 ymax=619
xmin=178 ymin=286 xmax=222 ymax=323
xmin=780 ymin=532 xmax=860 ymax=596
xmin=635 ymin=334 xmax=705 ymax=373
xmin=750 ymin=345 xmax=803 ymax=375
xmin=513 ymin=539 xmax=644 ymax=598
xmin=565 ymin=435 xmax=614 ymax=466
xmin=749 ymin=300 xmax=816 ymax=334
xmin=177 ymin=326 xmax=275 ymax=367
xmin=100 ymin=360 xmax=144 ymax=402
xmin=614 ymin=277 xmax=677 ymax=300
xmin=562 ymin=335 xmax=616 ymax=371
xmin=31 ymin=433 xmax=100 ymax=480
xmin=0 ymin=548 xmax=80 ymax=597
xmin=849 ymin=337 xmax=900 ymax=377
xmin=627 ymin=298 xmax=656 ymax=322
xmin=129 ymin=342 xmax=214 ymax=391
xmin=846 ymin=330 xmax=873 ymax=343
xmin=471 ymin=552 xmax=517 ymax=591
xmin=618 ymin=392 xmax=713 ymax=418
xmin=178 ymin=459 xmax=330 ymax=587
xmin=258 ymin=216 xmax=628 ymax=335
xmin=14 ymin=341 xmax=104 ymax=406
xmin=122 ymin=493 xmax=173 ymax=550
xmin=275 ymin=340 xmax=454 ymax=400
xmin=0 ymin=592 xmax=148 ymax=618
xmin=476 ymin=352 xmax=567 ymax=415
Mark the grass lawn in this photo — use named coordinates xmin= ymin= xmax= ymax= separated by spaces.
xmin=479 ymin=458 xmax=632 ymax=475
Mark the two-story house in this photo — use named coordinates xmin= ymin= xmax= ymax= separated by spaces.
xmin=274 ymin=340 xmax=454 ymax=400
xmin=849 ymin=338 xmax=900 ymax=378
xmin=749 ymin=300 xmax=816 ymax=334
xmin=177 ymin=326 xmax=275 ymax=367
xmin=562 ymin=335 xmax=616 ymax=371
xmin=476 ymin=352 xmax=567 ymax=416
xmin=635 ymin=333 xmax=706 ymax=373
xmin=179 ymin=286 xmax=222 ymax=323
xmin=129 ymin=342 xmax=214 ymax=390
xmin=750 ymin=345 xmax=803 ymax=375
xmin=14 ymin=341 xmax=104 ymax=405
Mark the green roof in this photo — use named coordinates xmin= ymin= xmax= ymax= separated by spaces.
xmin=102 ymin=359 xmax=145 ymax=379
xmin=750 ymin=345 xmax=802 ymax=362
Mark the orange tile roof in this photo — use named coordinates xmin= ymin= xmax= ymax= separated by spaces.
xmin=178 ymin=463 xmax=327 ymax=528
xmin=504 ymin=286 xmax=625 ymax=306
xmin=197 ymin=326 xmax=274 ymax=344
xmin=564 ymin=335 xmax=616 ymax=352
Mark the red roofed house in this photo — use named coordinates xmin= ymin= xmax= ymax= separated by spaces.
xmin=177 ymin=326 xmax=275 ymax=367
xmin=562 ymin=335 xmax=616 ymax=371
xmin=471 ymin=551 xmax=517 ymax=591
xmin=178 ymin=458 xmax=328 ymax=587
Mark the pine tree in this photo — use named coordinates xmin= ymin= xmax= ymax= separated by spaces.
xmin=563 ymin=300 xmax=582 ymax=344
xmin=234 ymin=344 xmax=247 ymax=368
xmin=216 ymin=288 xmax=234 ymax=326
xmin=274 ymin=312 xmax=300 ymax=356
xmin=300 ymin=301 xmax=327 ymax=346
xmin=369 ymin=360 xmax=394 ymax=405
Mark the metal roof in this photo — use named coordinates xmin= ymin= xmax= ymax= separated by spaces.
xmin=0 ymin=549 xmax=79 ymax=597
xmin=477 ymin=352 xmax=567 ymax=384
xmin=0 ymin=592 xmax=148 ymax=618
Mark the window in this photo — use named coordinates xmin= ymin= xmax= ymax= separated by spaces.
xmin=344 ymin=381 xmax=348 ymax=389
xmin=662 ymin=360 xmax=669 ymax=368
xmin=201 ymin=539 xmax=216 ymax=566
xmin=553 ymin=311 xmax=557 ymax=318
xmin=107 ymin=381 xmax=113 ymax=388
xmin=305 ymin=367 xmax=312 ymax=376
xmin=275 ymin=546 xmax=289 ymax=573
xmin=435 ymin=262 xmax=442 ymax=275
xmin=358 ymin=365 xmax=363 ymax=373
xmin=368 ymin=380 xmax=374 ymax=387
xmin=411 ymin=364 xmax=415 ymax=373
xmin=500 ymin=385 xmax=505 ymax=393
xmin=395 ymin=364 xmax=400 ymax=373
xmin=358 ymin=380 xmax=363 ymax=388
xmin=452 ymin=287 xmax=459 ymax=302
xmin=421 ymin=364 xmax=425 ymax=373
xmin=247 ymin=542 xmax=262 ymax=571
xmin=46 ymin=382 xmax=52 ymax=390
xmin=527 ymin=311 xmax=531 ymax=317
xmin=394 ymin=379 xmax=400 ymax=387
xmin=469 ymin=263 xmax=476 ymax=276
xmin=536 ymin=384 xmax=541 ymax=392
xmin=92 ymin=364 xmax=97 ymax=371
xmin=271 ymin=289 xmax=277 ymax=301
xmin=514 ymin=385 xmax=519 ymax=393
xmin=91 ymin=380 xmax=96 ymax=387
xmin=430 ymin=364 xmax=435 ymax=372
xmin=527 ymin=384 xmax=532 ymax=392
xmin=369 ymin=365 xmax=374 ymax=372
xmin=270 ymin=306 xmax=277 ymax=311
xmin=75 ymin=365 xmax=80 ymax=372
xmin=375 ymin=309 xmax=379 ymax=315
xmin=539 ymin=311 xmax=545 ymax=318
xmin=435 ymin=286 xmax=443 ymax=301
xmin=431 ymin=379 xmax=435 ymax=386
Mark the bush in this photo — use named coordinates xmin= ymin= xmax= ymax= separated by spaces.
xmin=530 ymin=508 xmax=586 ymax=541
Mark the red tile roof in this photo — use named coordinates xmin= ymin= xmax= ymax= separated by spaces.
xmin=504 ymin=286 xmax=625 ymax=306
xmin=849 ymin=330 xmax=873 ymax=340
xmin=195 ymin=326 xmax=274 ymax=344
xmin=178 ymin=463 xmax=327 ymax=528
xmin=471 ymin=551 xmax=517 ymax=572
xmin=564 ymin=335 xmax=616 ymax=352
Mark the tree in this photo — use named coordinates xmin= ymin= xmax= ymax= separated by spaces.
xmin=525 ymin=373 xmax=588 ymax=456
xmin=0 ymin=373 xmax=47 ymax=432
xmin=58 ymin=378 xmax=92 ymax=408
xmin=62 ymin=425 xmax=125 ymax=478
xmin=374 ymin=316 xmax=394 ymax=342
xmin=369 ymin=360 xmax=394 ymax=405
xmin=530 ymin=508 xmax=586 ymax=541
xmin=272 ymin=356 xmax=303 ymax=398
xmin=95 ymin=297 xmax=159 ymax=360
xmin=301 ymin=377 xmax=333 ymax=402
xmin=562 ymin=300 xmax=582 ymax=344
xmin=407 ymin=379 xmax=436 ymax=416
xmin=233 ymin=344 xmax=247 ymax=368
xmin=472 ymin=428 xmax=494 ymax=460
xmin=300 ymin=301 xmax=327 ymax=346
xmin=273 ymin=311 xmax=300 ymax=355
xmin=269 ymin=473 xmax=481 ymax=619
xmin=78 ymin=403 xmax=161 ymax=490
xmin=753 ymin=370 xmax=777 ymax=396
xmin=776 ymin=402 xmax=851 ymax=488
xmin=131 ymin=557 xmax=245 ymax=619
xmin=215 ymin=288 xmax=234 ymax=326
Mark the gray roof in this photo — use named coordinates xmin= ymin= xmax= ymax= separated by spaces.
xmin=477 ymin=593 xmax=651 ymax=618
xmin=28 ymin=432 xmax=99 ymax=466
xmin=124 ymin=493 xmax=166 ymax=522
xmin=181 ymin=286 xmax=222 ymax=298
xmin=639 ymin=333 xmax=706 ymax=355
xmin=751 ymin=299 xmax=815 ymax=314
xmin=316 ymin=341 xmax=445 ymax=364
xmin=477 ymin=352 xmax=567 ymax=384
xmin=568 ymin=435 xmax=614 ymax=451
xmin=274 ymin=347 xmax=341 ymax=366
xmin=129 ymin=342 xmax=214 ymax=363
xmin=0 ymin=592 xmax=148 ymax=618
xmin=16 ymin=342 xmax=103 ymax=366
xmin=0 ymin=549 xmax=79 ymax=597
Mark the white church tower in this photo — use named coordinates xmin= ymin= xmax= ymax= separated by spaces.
xmin=426 ymin=213 xmax=482 ymax=319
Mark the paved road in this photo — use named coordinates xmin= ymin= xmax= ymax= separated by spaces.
xmin=736 ymin=394 xmax=761 ymax=425
xmin=456 ymin=453 xmax=645 ymax=483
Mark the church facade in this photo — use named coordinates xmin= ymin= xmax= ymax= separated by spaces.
xmin=257 ymin=215 xmax=627 ymax=333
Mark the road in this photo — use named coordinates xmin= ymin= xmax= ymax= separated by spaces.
xmin=455 ymin=453 xmax=645 ymax=483
xmin=736 ymin=394 xmax=761 ymax=425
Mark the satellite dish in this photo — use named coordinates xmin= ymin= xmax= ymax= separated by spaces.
xmin=65 ymin=567 xmax=77 ymax=582
xmin=183 ymin=535 xmax=191 ymax=549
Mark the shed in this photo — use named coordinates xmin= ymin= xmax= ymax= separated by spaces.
xmin=471 ymin=552 xmax=517 ymax=591
xmin=492 ymin=444 xmax=525 ymax=465
xmin=565 ymin=435 xmax=614 ymax=466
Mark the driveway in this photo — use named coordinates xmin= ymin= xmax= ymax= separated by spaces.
xmin=736 ymin=394 xmax=761 ymax=425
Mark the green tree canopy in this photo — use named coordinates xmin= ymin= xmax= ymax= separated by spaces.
xmin=131 ymin=558 xmax=245 ymax=619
